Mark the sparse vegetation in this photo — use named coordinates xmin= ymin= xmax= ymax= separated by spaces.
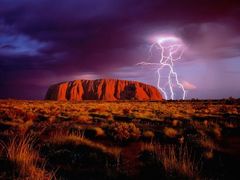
xmin=0 ymin=99 xmax=239 ymax=179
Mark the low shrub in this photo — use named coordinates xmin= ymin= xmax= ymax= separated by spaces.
xmin=142 ymin=130 xmax=155 ymax=141
xmin=85 ymin=127 xmax=105 ymax=138
xmin=106 ymin=122 xmax=141 ymax=142
xmin=203 ymin=150 xmax=214 ymax=159
xmin=172 ymin=120 xmax=179 ymax=127
xmin=163 ymin=127 xmax=178 ymax=138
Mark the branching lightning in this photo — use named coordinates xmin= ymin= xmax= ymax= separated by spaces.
xmin=137 ymin=37 xmax=186 ymax=100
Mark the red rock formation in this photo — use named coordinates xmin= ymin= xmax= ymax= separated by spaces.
xmin=45 ymin=79 xmax=162 ymax=101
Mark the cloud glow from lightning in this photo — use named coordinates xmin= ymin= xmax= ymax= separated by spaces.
xmin=137 ymin=36 xmax=186 ymax=100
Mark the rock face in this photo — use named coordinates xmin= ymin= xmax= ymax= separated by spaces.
xmin=45 ymin=79 xmax=162 ymax=101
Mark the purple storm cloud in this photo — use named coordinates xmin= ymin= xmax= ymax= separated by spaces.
xmin=0 ymin=0 xmax=239 ymax=99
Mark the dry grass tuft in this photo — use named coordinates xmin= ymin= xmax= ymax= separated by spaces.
xmin=157 ymin=144 xmax=200 ymax=178
xmin=0 ymin=140 xmax=6 ymax=156
xmin=7 ymin=135 xmax=55 ymax=180
xmin=198 ymin=137 xmax=217 ymax=150
xmin=140 ymin=143 xmax=200 ymax=178
xmin=212 ymin=126 xmax=222 ymax=138
xmin=203 ymin=120 xmax=208 ymax=127
xmin=140 ymin=142 xmax=155 ymax=153
xmin=224 ymin=122 xmax=235 ymax=128
xmin=50 ymin=131 xmax=121 ymax=158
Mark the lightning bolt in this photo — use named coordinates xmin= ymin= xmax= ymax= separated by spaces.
xmin=137 ymin=39 xmax=186 ymax=100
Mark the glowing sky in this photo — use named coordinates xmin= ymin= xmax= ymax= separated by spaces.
xmin=0 ymin=0 xmax=240 ymax=99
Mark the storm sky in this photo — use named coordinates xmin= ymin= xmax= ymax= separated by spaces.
xmin=0 ymin=0 xmax=240 ymax=99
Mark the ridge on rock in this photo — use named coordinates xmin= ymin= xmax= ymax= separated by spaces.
xmin=45 ymin=79 xmax=163 ymax=101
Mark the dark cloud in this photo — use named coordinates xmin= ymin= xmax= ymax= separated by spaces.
xmin=0 ymin=0 xmax=240 ymax=99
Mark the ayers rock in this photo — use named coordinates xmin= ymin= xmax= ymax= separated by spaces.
xmin=45 ymin=79 xmax=162 ymax=101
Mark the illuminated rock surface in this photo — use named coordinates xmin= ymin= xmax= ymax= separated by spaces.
xmin=45 ymin=79 xmax=162 ymax=101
